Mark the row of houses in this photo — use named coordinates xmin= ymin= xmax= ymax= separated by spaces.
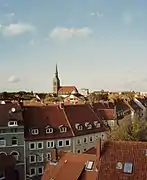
xmin=0 ymin=97 xmax=147 ymax=180
xmin=42 ymin=140 xmax=147 ymax=180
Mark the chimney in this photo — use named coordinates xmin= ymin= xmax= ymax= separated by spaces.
xmin=51 ymin=145 xmax=58 ymax=162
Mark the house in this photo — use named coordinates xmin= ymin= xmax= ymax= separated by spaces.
xmin=23 ymin=103 xmax=108 ymax=179
xmin=41 ymin=149 xmax=97 ymax=180
xmin=85 ymin=140 xmax=147 ymax=180
xmin=52 ymin=64 xmax=78 ymax=97
xmin=0 ymin=102 xmax=25 ymax=180
xmin=0 ymin=154 xmax=18 ymax=180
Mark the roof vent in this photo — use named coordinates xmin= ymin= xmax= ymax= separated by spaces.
xmin=116 ymin=162 xmax=123 ymax=169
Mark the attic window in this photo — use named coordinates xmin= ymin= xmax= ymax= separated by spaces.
xmin=8 ymin=121 xmax=18 ymax=127
xmin=123 ymin=162 xmax=133 ymax=174
xmin=46 ymin=127 xmax=54 ymax=134
xmin=75 ymin=124 xmax=83 ymax=131
xmin=59 ymin=126 xmax=67 ymax=133
xmin=94 ymin=121 xmax=101 ymax=128
xmin=31 ymin=129 xmax=39 ymax=135
xmin=85 ymin=122 xmax=92 ymax=129
xmin=85 ymin=161 xmax=94 ymax=171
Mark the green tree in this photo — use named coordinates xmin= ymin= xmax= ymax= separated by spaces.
xmin=108 ymin=118 xmax=147 ymax=141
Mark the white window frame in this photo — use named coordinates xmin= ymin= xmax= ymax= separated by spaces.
xmin=76 ymin=139 xmax=81 ymax=145
xmin=46 ymin=128 xmax=54 ymax=134
xmin=31 ymin=129 xmax=39 ymax=135
xmin=65 ymin=139 xmax=71 ymax=146
xmin=29 ymin=155 xmax=36 ymax=164
xmin=29 ymin=167 xmax=36 ymax=177
xmin=38 ymin=166 xmax=44 ymax=175
xmin=46 ymin=152 xmax=51 ymax=160
xmin=78 ymin=125 xmax=83 ymax=131
xmin=29 ymin=142 xmax=36 ymax=150
xmin=57 ymin=140 xmax=63 ymax=147
xmin=0 ymin=138 xmax=6 ymax=147
xmin=10 ymin=151 xmax=19 ymax=161
xmin=37 ymin=142 xmax=43 ymax=149
xmin=83 ymin=137 xmax=88 ymax=144
xmin=8 ymin=121 xmax=18 ymax=127
xmin=46 ymin=141 xmax=54 ymax=148
xmin=59 ymin=126 xmax=67 ymax=133
xmin=37 ymin=153 xmax=43 ymax=162
xmin=96 ymin=123 xmax=101 ymax=128
xmin=89 ymin=136 xmax=94 ymax=142
xmin=12 ymin=137 xmax=18 ymax=146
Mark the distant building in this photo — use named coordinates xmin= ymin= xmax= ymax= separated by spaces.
xmin=52 ymin=64 xmax=78 ymax=97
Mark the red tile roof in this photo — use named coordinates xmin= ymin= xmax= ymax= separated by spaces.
xmin=0 ymin=103 xmax=23 ymax=126
xmin=42 ymin=152 xmax=97 ymax=180
xmin=64 ymin=104 xmax=107 ymax=136
xmin=98 ymin=109 xmax=115 ymax=120
xmin=98 ymin=141 xmax=147 ymax=180
xmin=23 ymin=103 xmax=107 ymax=141
xmin=23 ymin=105 xmax=73 ymax=140
xmin=58 ymin=86 xmax=77 ymax=94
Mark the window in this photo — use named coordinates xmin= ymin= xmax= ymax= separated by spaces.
xmin=31 ymin=129 xmax=39 ymax=135
xmin=29 ymin=142 xmax=36 ymax=150
xmin=37 ymin=153 xmax=43 ymax=162
xmin=37 ymin=142 xmax=43 ymax=149
xmin=96 ymin=123 xmax=101 ymax=128
xmin=83 ymin=137 xmax=88 ymax=144
xmin=46 ymin=152 xmax=51 ymax=160
xmin=8 ymin=121 xmax=18 ymax=127
xmin=65 ymin=139 xmax=70 ymax=146
xmin=76 ymin=139 xmax=81 ymax=145
xmin=89 ymin=136 xmax=94 ymax=142
xmin=29 ymin=168 xmax=36 ymax=176
xmin=46 ymin=128 xmax=53 ymax=134
xmin=85 ymin=161 xmax=94 ymax=171
xmin=46 ymin=141 xmax=54 ymax=148
xmin=78 ymin=125 xmax=83 ymax=131
xmin=58 ymin=140 xmax=63 ymax=147
xmin=11 ymin=128 xmax=17 ymax=133
xmin=0 ymin=138 xmax=6 ymax=147
xmin=38 ymin=166 xmax=44 ymax=175
xmin=29 ymin=155 xmax=36 ymax=163
xmin=59 ymin=126 xmax=67 ymax=133
xmin=0 ymin=152 xmax=7 ymax=156
xmin=123 ymin=162 xmax=133 ymax=174
xmin=77 ymin=150 xmax=81 ymax=153
xmin=10 ymin=151 xmax=19 ymax=161
xmin=84 ymin=148 xmax=86 ymax=152
xmin=12 ymin=137 xmax=18 ymax=146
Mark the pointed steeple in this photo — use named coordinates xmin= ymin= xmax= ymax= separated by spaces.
xmin=55 ymin=64 xmax=58 ymax=76
xmin=53 ymin=64 xmax=60 ymax=94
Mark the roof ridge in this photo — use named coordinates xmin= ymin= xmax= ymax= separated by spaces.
xmin=62 ymin=107 xmax=75 ymax=137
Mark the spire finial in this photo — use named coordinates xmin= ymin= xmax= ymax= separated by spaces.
xmin=55 ymin=64 xmax=58 ymax=75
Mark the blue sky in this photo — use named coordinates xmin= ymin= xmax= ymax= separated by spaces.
xmin=0 ymin=0 xmax=147 ymax=92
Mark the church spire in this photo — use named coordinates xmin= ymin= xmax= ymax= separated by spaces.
xmin=55 ymin=64 xmax=58 ymax=76
xmin=53 ymin=64 xmax=60 ymax=94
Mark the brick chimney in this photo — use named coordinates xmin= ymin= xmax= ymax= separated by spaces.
xmin=96 ymin=138 xmax=102 ymax=161
xmin=50 ymin=146 xmax=58 ymax=162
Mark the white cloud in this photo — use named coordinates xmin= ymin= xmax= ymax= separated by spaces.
xmin=8 ymin=76 xmax=20 ymax=83
xmin=123 ymin=13 xmax=132 ymax=25
xmin=49 ymin=27 xmax=92 ymax=41
xmin=0 ymin=22 xmax=35 ymax=37
xmin=91 ymin=11 xmax=104 ymax=17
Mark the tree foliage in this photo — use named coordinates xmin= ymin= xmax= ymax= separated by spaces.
xmin=108 ymin=118 xmax=147 ymax=141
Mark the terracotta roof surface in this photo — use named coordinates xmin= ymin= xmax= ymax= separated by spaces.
xmin=0 ymin=103 xmax=23 ymax=126
xmin=98 ymin=109 xmax=115 ymax=120
xmin=42 ymin=152 xmax=97 ymax=180
xmin=23 ymin=105 xmax=73 ymax=140
xmin=58 ymin=86 xmax=77 ymax=94
xmin=64 ymin=104 xmax=107 ymax=136
xmin=98 ymin=141 xmax=147 ymax=180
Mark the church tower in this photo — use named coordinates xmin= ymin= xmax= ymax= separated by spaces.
xmin=53 ymin=64 xmax=60 ymax=95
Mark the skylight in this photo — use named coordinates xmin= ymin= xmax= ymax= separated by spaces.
xmin=85 ymin=161 xmax=94 ymax=171
xmin=123 ymin=162 xmax=133 ymax=174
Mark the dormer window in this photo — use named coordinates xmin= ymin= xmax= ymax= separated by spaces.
xmin=75 ymin=124 xmax=83 ymax=131
xmin=46 ymin=126 xmax=54 ymax=134
xmin=59 ymin=125 xmax=67 ymax=133
xmin=94 ymin=121 xmax=101 ymax=128
xmin=31 ymin=129 xmax=39 ymax=135
xmin=85 ymin=122 xmax=92 ymax=129
xmin=8 ymin=121 xmax=18 ymax=127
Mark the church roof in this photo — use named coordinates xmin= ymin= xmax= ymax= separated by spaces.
xmin=58 ymin=86 xmax=78 ymax=94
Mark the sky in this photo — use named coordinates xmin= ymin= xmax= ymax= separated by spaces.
xmin=0 ymin=0 xmax=147 ymax=93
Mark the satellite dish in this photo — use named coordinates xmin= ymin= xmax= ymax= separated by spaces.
xmin=11 ymin=108 xmax=16 ymax=112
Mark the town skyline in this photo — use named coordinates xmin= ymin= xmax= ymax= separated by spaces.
xmin=0 ymin=0 xmax=147 ymax=92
